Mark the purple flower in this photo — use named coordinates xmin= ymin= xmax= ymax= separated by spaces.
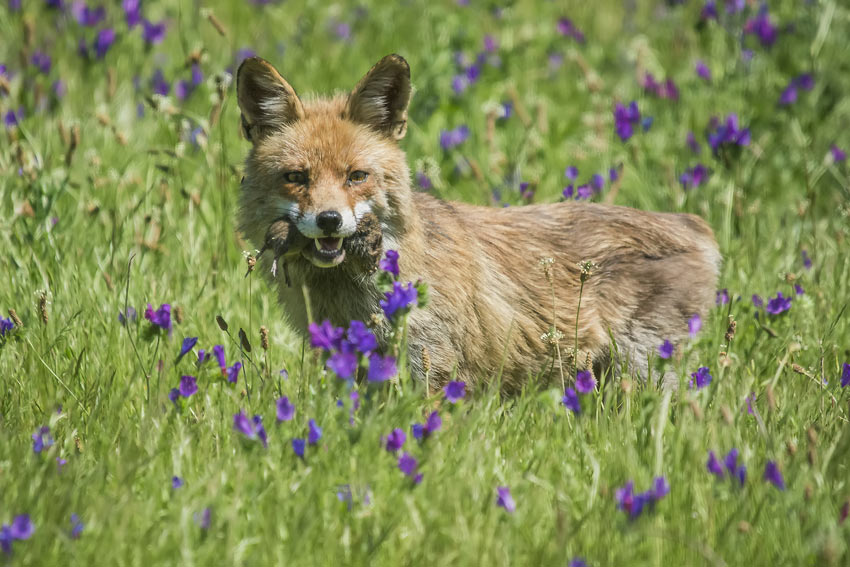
xmin=801 ymin=250 xmax=812 ymax=270
xmin=689 ymin=366 xmax=712 ymax=389
xmin=707 ymin=114 xmax=750 ymax=154
xmin=233 ymin=411 xmax=267 ymax=448
xmin=4 ymin=108 xmax=23 ymax=129
xmin=73 ymin=2 xmax=105 ymax=26
xmin=496 ymin=486 xmax=516 ymax=513
xmin=118 ymin=306 xmax=137 ymax=325
xmin=562 ymin=185 xmax=574 ymax=199
xmin=706 ymin=451 xmax=724 ymax=477
xmin=615 ymin=478 xmax=667 ymax=519
xmin=123 ymin=0 xmax=141 ymax=27
xmin=56 ymin=457 xmax=67 ymax=471
xmin=716 ymin=289 xmax=729 ymax=305
xmin=398 ymin=452 xmax=422 ymax=483
xmin=444 ymin=380 xmax=466 ymax=403
xmin=144 ymin=303 xmax=172 ymax=334
xmin=70 ymin=514 xmax=83 ymax=539
xmin=701 ymin=1 xmax=718 ymax=20
xmin=556 ymin=18 xmax=585 ymax=43
xmin=765 ymin=292 xmax=792 ymax=315
xmin=31 ymin=50 xmax=51 ymax=74
xmin=658 ymin=340 xmax=674 ymax=359
xmin=142 ymin=19 xmax=167 ymax=45
xmin=212 ymin=344 xmax=225 ymax=371
xmin=686 ymin=131 xmax=701 ymax=154
xmin=93 ymin=28 xmax=116 ymax=59
xmin=151 ymin=69 xmax=169 ymax=95
xmin=840 ymin=363 xmax=850 ymax=388
xmin=168 ymin=388 xmax=179 ymax=404
xmin=744 ymin=7 xmax=778 ymax=48
xmin=276 ymin=396 xmax=295 ymax=421
xmin=562 ymin=388 xmax=580 ymax=414
xmin=613 ymin=101 xmax=640 ymax=142
xmin=307 ymin=419 xmax=322 ymax=445
xmin=575 ymin=370 xmax=596 ymax=394
xmin=590 ymin=174 xmax=605 ymax=192
xmin=483 ymin=34 xmax=498 ymax=52
xmin=652 ymin=476 xmax=670 ymax=500
xmin=830 ymin=145 xmax=846 ymax=163
xmin=327 ymin=351 xmax=358 ymax=380
xmin=576 ymin=184 xmax=593 ymax=200
xmin=752 ymin=294 xmax=763 ymax=307
xmin=195 ymin=508 xmax=212 ymax=529
xmin=0 ymin=317 xmax=14 ymax=337
xmin=688 ymin=313 xmax=702 ymax=338
xmin=177 ymin=337 xmax=198 ymax=362
xmin=379 ymin=250 xmax=400 ymax=277
xmin=565 ymin=166 xmax=579 ymax=181
xmin=380 ymin=281 xmax=418 ymax=321
xmin=695 ymin=60 xmax=711 ymax=81
xmin=292 ymin=438 xmax=306 ymax=458
xmin=384 ymin=428 xmax=406 ymax=452
xmin=794 ymin=284 xmax=804 ymax=296
xmin=415 ymin=172 xmax=432 ymax=190
xmin=439 ymin=125 xmax=470 ymax=150
xmin=367 ymin=353 xmax=397 ymax=382
xmin=680 ymin=164 xmax=710 ymax=189
xmin=226 ymin=362 xmax=242 ymax=384
xmin=412 ymin=411 xmax=442 ymax=440
xmin=172 ymin=476 xmax=184 ymax=489
xmin=308 ymin=320 xmax=344 ymax=351
xmin=779 ymin=84 xmax=798 ymax=106
xmin=178 ymin=375 xmax=197 ymax=397
xmin=569 ymin=559 xmax=587 ymax=567
xmin=1 ymin=514 xmax=34 ymax=552
xmin=32 ymin=426 xmax=54 ymax=453
xmin=764 ymin=460 xmax=785 ymax=490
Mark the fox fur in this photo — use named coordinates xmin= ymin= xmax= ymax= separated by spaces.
xmin=236 ymin=54 xmax=721 ymax=394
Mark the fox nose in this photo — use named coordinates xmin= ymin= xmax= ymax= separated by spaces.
xmin=316 ymin=210 xmax=343 ymax=235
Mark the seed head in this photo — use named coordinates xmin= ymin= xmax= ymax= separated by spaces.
xmin=577 ymin=260 xmax=596 ymax=283
xmin=38 ymin=291 xmax=49 ymax=325
xmin=260 ymin=326 xmax=269 ymax=350
xmin=8 ymin=309 xmax=22 ymax=328
xmin=539 ymin=257 xmax=555 ymax=281
xmin=540 ymin=327 xmax=564 ymax=345
xmin=216 ymin=314 xmax=228 ymax=332
xmin=238 ymin=328 xmax=252 ymax=353
xmin=725 ymin=317 xmax=736 ymax=342
xmin=421 ymin=346 xmax=431 ymax=374
xmin=174 ymin=305 xmax=184 ymax=324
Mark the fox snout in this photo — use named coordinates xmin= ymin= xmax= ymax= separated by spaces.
xmin=295 ymin=207 xmax=357 ymax=239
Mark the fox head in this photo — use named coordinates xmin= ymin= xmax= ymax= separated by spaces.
xmin=236 ymin=54 xmax=414 ymax=272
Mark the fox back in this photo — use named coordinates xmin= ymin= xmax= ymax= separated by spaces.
xmin=236 ymin=55 xmax=721 ymax=393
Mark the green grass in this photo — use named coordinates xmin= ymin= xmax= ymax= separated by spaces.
xmin=2 ymin=0 xmax=850 ymax=564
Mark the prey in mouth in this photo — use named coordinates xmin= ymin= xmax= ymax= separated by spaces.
xmin=258 ymin=213 xmax=383 ymax=285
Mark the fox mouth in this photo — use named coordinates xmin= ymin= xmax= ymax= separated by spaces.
xmin=304 ymin=236 xmax=346 ymax=268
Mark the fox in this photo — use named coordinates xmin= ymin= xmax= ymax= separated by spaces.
xmin=235 ymin=54 xmax=721 ymax=394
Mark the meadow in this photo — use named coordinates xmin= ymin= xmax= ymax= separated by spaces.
xmin=1 ymin=0 xmax=849 ymax=565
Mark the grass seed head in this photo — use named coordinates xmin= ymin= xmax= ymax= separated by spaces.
xmin=216 ymin=314 xmax=228 ymax=332
xmin=8 ymin=309 xmax=22 ymax=328
xmin=260 ymin=326 xmax=269 ymax=350
xmin=239 ymin=328 xmax=252 ymax=352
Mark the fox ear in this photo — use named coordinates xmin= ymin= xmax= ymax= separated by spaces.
xmin=237 ymin=57 xmax=304 ymax=142
xmin=346 ymin=54 xmax=411 ymax=140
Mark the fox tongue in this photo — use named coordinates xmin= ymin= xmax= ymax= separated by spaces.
xmin=316 ymin=237 xmax=341 ymax=251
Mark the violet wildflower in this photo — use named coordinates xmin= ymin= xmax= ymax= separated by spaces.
xmin=562 ymin=185 xmax=574 ymax=199
xmin=4 ymin=108 xmax=23 ymax=129
xmin=590 ymin=174 xmax=605 ymax=192
xmin=565 ymin=166 xmax=579 ymax=181
xmin=380 ymin=281 xmax=418 ymax=321
xmin=724 ymin=448 xmax=747 ymax=485
xmin=569 ymin=559 xmax=587 ymax=567
xmin=689 ymin=366 xmax=712 ymax=389
xmin=779 ymin=74 xmax=814 ymax=106
xmin=688 ymin=314 xmax=702 ymax=338
xmin=32 ymin=426 xmax=54 ymax=453
xmin=120 ymin=307 xmax=138 ymax=326
xmin=830 ymin=145 xmax=846 ymax=163
xmin=562 ymin=388 xmax=580 ymax=414
xmin=716 ymin=289 xmax=729 ymax=305
xmin=308 ymin=320 xmax=344 ymax=351
xmin=142 ymin=19 xmax=167 ymax=45
xmin=483 ymin=34 xmax=498 ymax=52
xmin=144 ymin=303 xmax=172 ymax=334
xmin=415 ymin=172 xmax=432 ymax=190
xmin=412 ymin=411 xmax=442 ymax=439
xmin=379 ymin=250 xmax=400 ymax=277
xmin=686 ymin=131 xmax=701 ymax=154
xmin=575 ymin=370 xmax=596 ymax=393
xmin=613 ymin=101 xmax=640 ymax=141
xmin=701 ymin=0 xmax=718 ymax=21
xmin=176 ymin=337 xmax=198 ymax=362
xmin=444 ymin=380 xmax=466 ymax=403
xmin=172 ymin=476 xmax=184 ymax=489
xmin=695 ymin=60 xmax=711 ymax=81
xmin=752 ymin=294 xmax=763 ymax=308
xmin=123 ymin=0 xmax=141 ymax=27
xmin=226 ymin=362 xmax=242 ymax=384
xmin=70 ymin=514 xmax=83 ymax=539
xmin=765 ymin=292 xmax=792 ymax=315
xmin=744 ymin=6 xmax=778 ymax=48
xmin=31 ymin=51 xmax=52 ymax=74
xmin=178 ymin=375 xmax=197 ymax=397
xmin=0 ymin=318 xmax=14 ymax=337
xmin=276 ymin=396 xmax=295 ymax=421
xmin=1 ymin=514 xmax=34 ymax=553
xmin=556 ymin=18 xmax=585 ymax=43
xmin=73 ymin=2 xmax=105 ymax=26
xmin=168 ymin=388 xmax=179 ymax=404
xmin=764 ymin=460 xmax=785 ymax=490
xmin=680 ymin=164 xmax=710 ymax=189
xmin=93 ymin=28 xmax=116 ymax=59
xmin=801 ymin=250 xmax=812 ymax=269
xmin=576 ymin=184 xmax=593 ymax=200
xmin=56 ymin=457 xmax=67 ymax=471
xmin=398 ymin=452 xmax=422 ymax=483
xmin=840 ymin=363 xmax=849 ymax=388
xmin=307 ymin=419 xmax=322 ymax=445
xmin=652 ymin=476 xmax=670 ymax=500
xmin=367 ymin=353 xmax=397 ymax=382
xmin=346 ymin=321 xmax=377 ymax=353
xmin=439 ymin=125 xmax=470 ymax=150
xmin=384 ymin=428 xmax=406 ymax=452
xmin=292 ymin=438 xmax=306 ymax=458
xmin=641 ymin=116 xmax=654 ymax=132
xmin=233 ymin=411 xmax=267 ymax=448
xmin=707 ymin=114 xmax=750 ymax=155
xmin=150 ymin=69 xmax=169 ymax=95
xmin=794 ymin=284 xmax=804 ymax=296
xmin=212 ymin=344 xmax=225 ymax=372
xmin=327 ymin=351 xmax=358 ymax=380
xmin=706 ymin=451 xmax=724 ymax=477
xmin=658 ymin=340 xmax=673 ymax=359
xmin=496 ymin=486 xmax=516 ymax=513
xmin=615 ymin=481 xmax=642 ymax=518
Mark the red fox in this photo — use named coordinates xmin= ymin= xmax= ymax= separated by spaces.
xmin=236 ymin=54 xmax=721 ymax=393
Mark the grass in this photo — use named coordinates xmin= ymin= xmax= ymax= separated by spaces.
xmin=1 ymin=0 xmax=850 ymax=564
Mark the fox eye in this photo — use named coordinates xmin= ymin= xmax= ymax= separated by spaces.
xmin=348 ymin=170 xmax=369 ymax=184
xmin=283 ymin=171 xmax=307 ymax=184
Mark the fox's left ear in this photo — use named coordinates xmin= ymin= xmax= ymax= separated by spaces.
xmin=346 ymin=54 xmax=411 ymax=140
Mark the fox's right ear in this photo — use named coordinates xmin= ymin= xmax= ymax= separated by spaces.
xmin=237 ymin=57 xmax=304 ymax=142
